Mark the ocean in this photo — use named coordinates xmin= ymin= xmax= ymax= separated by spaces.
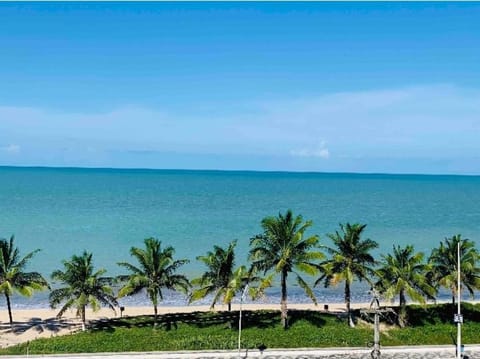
xmin=1 ymin=166 xmax=479 ymax=309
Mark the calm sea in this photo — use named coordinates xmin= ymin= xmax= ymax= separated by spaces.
xmin=1 ymin=166 xmax=479 ymax=309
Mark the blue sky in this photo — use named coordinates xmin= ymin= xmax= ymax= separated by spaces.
xmin=1 ymin=2 xmax=479 ymax=174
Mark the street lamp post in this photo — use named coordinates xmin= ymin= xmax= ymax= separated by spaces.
xmin=456 ymin=241 xmax=462 ymax=359
xmin=370 ymin=289 xmax=381 ymax=359
xmin=238 ymin=284 xmax=249 ymax=358
xmin=361 ymin=288 xmax=394 ymax=359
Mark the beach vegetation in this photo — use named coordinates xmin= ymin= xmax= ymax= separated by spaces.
xmin=316 ymin=223 xmax=378 ymax=327
xmin=4 ymin=216 xmax=480 ymax=350
xmin=428 ymin=234 xmax=480 ymax=305
xmin=117 ymin=238 xmax=190 ymax=327
xmin=249 ymin=209 xmax=323 ymax=329
xmin=2 ymin=304 xmax=480 ymax=355
xmin=375 ymin=244 xmax=436 ymax=327
xmin=189 ymin=240 xmax=250 ymax=311
xmin=0 ymin=235 xmax=49 ymax=327
xmin=49 ymin=251 xmax=118 ymax=331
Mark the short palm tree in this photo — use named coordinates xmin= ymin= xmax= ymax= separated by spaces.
xmin=316 ymin=223 xmax=378 ymax=327
xmin=428 ymin=234 xmax=480 ymax=305
xmin=249 ymin=210 xmax=323 ymax=329
xmin=118 ymin=238 xmax=190 ymax=326
xmin=190 ymin=240 xmax=250 ymax=311
xmin=0 ymin=235 xmax=49 ymax=327
xmin=376 ymin=244 xmax=436 ymax=327
xmin=49 ymin=251 xmax=118 ymax=331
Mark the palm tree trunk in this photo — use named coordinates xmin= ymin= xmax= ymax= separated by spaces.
xmin=452 ymin=288 xmax=456 ymax=306
xmin=398 ymin=289 xmax=406 ymax=327
xmin=345 ymin=282 xmax=354 ymax=327
xmin=5 ymin=293 xmax=13 ymax=327
xmin=81 ymin=305 xmax=86 ymax=331
xmin=280 ymin=270 xmax=288 ymax=329
xmin=154 ymin=304 xmax=158 ymax=327
xmin=228 ymin=302 xmax=231 ymax=312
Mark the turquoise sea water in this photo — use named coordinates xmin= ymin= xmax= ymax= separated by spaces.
xmin=1 ymin=166 xmax=479 ymax=308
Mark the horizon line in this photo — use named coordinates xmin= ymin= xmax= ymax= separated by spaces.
xmin=1 ymin=164 xmax=479 ymax=178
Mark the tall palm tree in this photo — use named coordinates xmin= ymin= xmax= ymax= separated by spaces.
xmin=49 ymin=251 xmax=118 ymax=331
xmin=0 ymin=235 xmax=49 ymax=327
xmin=316 ymin=223 xmax=378 ymax=327
xmin=249 ymin=210 xmax=323 ymax=329
xmin=428 ymin=234 xmax=480 ymax=305
xmin=190 ymin=240 xmax=250 ymax=311
xmin=376 ymin=244 xmax=436 ymax=327
xmin=117 ymin=238 xmax=190 ymax=326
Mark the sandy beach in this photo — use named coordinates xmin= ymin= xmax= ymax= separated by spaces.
xmin=0 ymin=302 xmax=374 ymax=348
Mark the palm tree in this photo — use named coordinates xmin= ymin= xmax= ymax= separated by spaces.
xmin=428 ymin=234 xmax=480 ymax=305
xmin=49 ymin=251 xmax=118 ymax=331
xmin=316 ymin=223 xmax=378 ymax=327
xmin=376 ymin=244 xmax=436 ymax=327
xmin=0 ymin=235 xmax=49 ymax=327
xmin=190 ymin=240 xmax=250 ymax=311
xmin=117 ymin=238 xmax=190 ymax=326
xmin=249 ymin=210 xmax=323 ymax=329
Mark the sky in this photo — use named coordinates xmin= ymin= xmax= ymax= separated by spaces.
xmin=0 ymin=2 xmax=479 ymax=174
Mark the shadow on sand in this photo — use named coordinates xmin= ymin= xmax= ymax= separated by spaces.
xmin=0 ymin=317 xmax=81 ymax=336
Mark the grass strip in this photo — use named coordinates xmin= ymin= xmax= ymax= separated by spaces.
xmin=1 ymin=304 xmax=479 ymax=355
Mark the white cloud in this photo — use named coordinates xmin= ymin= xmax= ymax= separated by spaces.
xmin=1 ymin=83 xmax=480 ymax=171
xmin=290 ymin=141 xmax=330 ymax=159
xmin=0 ymin=105 xmax=236 ymax=154
xmin=234 ymin=84 xmax=480 ymax=159
xmin=1 ymin=144 xmax=21 ymax=154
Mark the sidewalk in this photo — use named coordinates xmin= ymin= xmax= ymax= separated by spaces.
xmin=3 ymin=345 xmax=480 ymax=359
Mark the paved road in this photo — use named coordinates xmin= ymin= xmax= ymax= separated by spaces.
xmin=6 ymin=346 xmax=480 ymax=359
